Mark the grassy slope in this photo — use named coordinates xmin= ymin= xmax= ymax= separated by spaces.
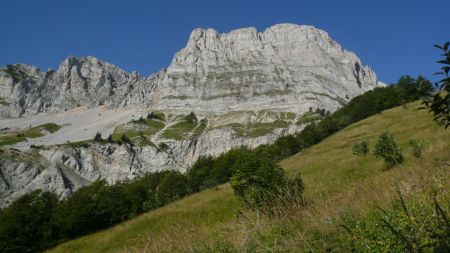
xmin=0 ymin=123 xmax=62 ymax=146
xmin=47 ymin=102 xmax=450 ymax=252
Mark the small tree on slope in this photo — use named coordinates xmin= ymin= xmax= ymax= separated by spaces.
xmin=373 ymin=132 xmax=404 ymax=169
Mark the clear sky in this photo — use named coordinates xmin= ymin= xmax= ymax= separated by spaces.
xmin=0 ymin=0 xmax=449 ymax=84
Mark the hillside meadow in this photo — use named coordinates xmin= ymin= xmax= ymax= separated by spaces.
xmin=47 ymin=101 xmax=450 ymax=252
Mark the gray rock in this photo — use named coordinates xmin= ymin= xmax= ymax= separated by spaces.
xmin=0 ymin=24 xmax=384 ymax=206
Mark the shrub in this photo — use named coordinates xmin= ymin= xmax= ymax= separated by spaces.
xmin=352 ymin=140 xmax=369 ymax=156
xmin=374 ymin=133 xmax=404 ymax=169
xmin=230 ymin=153 xmax=304 ymax=213
xmin=231 ymin=153 xmax=288 ymax=210
xmin=408 ymin=140 xmax=423 ymax=158
xmin=340 ymin=193 xmax=450 ymax=252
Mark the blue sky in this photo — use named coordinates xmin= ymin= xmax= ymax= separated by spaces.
xmin=0 ymin=0 xmax=449 ymax=83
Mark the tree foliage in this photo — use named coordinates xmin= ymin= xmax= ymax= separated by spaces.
xmin=0 ymin=190 xmax=58 ymax=253
xmin=373 ymin=133 xmax=404 ymax=169
xmin=422 ymin=42 xmax=450 ymax=128
xmin=230 ymin=152 xmax=289 ymax=210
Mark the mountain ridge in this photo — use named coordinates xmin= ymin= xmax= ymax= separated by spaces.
xmin=0 ymin=23 xmax=383 ymax=118
xmin=0 ymin=23 xmax=384 ymax=206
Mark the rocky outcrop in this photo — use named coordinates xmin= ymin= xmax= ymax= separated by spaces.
xmin=0 ymin=57 xmax=144 ymax=118
xmin=0 ymin=23 xmax=384 ymax=206
xmin=0 ymin=24 xmax=382 ymax=118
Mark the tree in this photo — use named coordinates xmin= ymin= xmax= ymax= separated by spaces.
xmin=94 ymin=132 xmax=102 ymax=141
xmin=186 ymin=156 xmax=215 ymax=191
xmin=156 ymin=171 xmax=189 ymax=206
xmin=230 ymin=153 xmax=288 ymax=210
xmin=107 ymin=134 xmax=113 ymax=143
xmin=373 ymin=133 xmax=404 ymax=169
xmin=422 ymin=42 xmax=450 ymax=128
xmin=0 ymin=190 xmax=58 ymax=253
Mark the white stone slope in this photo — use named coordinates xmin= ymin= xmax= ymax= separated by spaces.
xmin=0 ymin=23 xmax=384 ymax=206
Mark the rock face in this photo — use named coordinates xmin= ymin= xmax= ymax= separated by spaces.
xmin=0 ymin=57 xmax=144 ymax=118
xmin=0 ymin=24 xmax=384 ymax=206
xmin=1 ymin=24 xmax=381 ymax=118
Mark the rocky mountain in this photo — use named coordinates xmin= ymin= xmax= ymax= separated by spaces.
xmin=0 ymin=24 xmax=384 ymax=206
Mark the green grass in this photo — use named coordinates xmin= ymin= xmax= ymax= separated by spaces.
xmin=161 ymin=120 xmax=198 ymax=140
xmin=0 ymin=134 xmax=26 ymax=146
xmin=112 ymin=120 xmax=165 ymax=141
xmin=0 ymin=123 xmax=62 ymax=146
xmin=47 ymin=185 xmax=243 ymax=253
xmin=63 ymin=140 xmax=93 ymax=148
xmin=228 ymin=120 xmax=289 ymax=138
xmin=47 ymin=101 xmax=450 ymax=253
xmin=135 ymin=136 xmax=158 ymax=147
xmin=192 ymin=119 xmax=208 ymax=139
xmin=39 ymin=123 xmax=63 ymax=133
xmin=160 ymin=113 xmax=200 ymax=140
xmin=147 ymin=112 xmax=166 ymax=122
xmin=296 ymin=112 xmax=322 ymax=125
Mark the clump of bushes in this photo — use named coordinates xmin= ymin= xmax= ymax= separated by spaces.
xmin=352 ymin=140 xmax=369 ymax=156
xmin=374 ymin=133 xmax=404 ymax=169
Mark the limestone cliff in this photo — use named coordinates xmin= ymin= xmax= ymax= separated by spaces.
xmin=0 ymin=24 xmax=384 ymax=206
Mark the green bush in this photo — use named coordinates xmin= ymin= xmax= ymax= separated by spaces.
xmin=230 ymin=153 xmax=304 ymax=212
xmin=374 ymin=133 xmax=404 ymax=169
xmin=352 ymin=140 xmax=369 ymax=156
xmin=340 ymin=194 xmax=450 ymax=252
xmin=231 ymin=153 xmax=288 ymax=210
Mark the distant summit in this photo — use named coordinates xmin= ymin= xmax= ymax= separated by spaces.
xmin=0 ymin=23 xmax=383 ymax=118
